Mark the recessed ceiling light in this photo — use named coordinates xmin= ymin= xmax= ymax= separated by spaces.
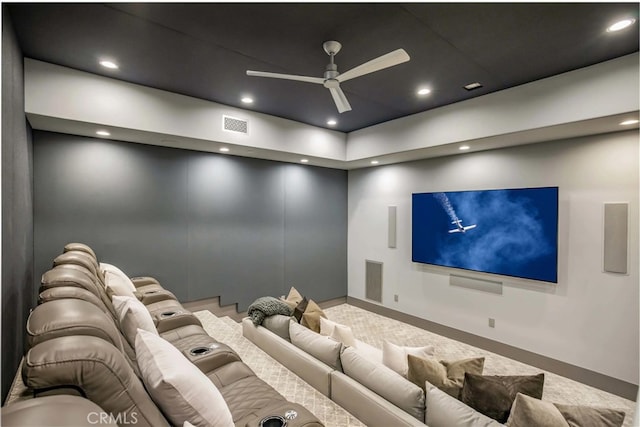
xmin=371 ymin=160 xmax=379 ymax=165
xmin=417 ymin=88 xmax=431 ymax=96
xmin=99 ymin=60 xmax=118 ymax=69
xmin=459 ymin=145 xmax=470 ymax=151
xmin=620 ymin=119 xmax=639 ymax=126
xmin=96 ymin=130 xmax=110 ymax=136
xmin=219 ymin=147 xmax=230 ymax=152
xmin=607 ymin=18 xmax=636 ymax=32
xmin=464 ymin=82 xmax=483 ymax=91
xmin=327 ymin=119 xmax=337 ymax=126
xmin=301 ymin=159 xmax=309 ymax=163
xmin=241 ymin=97 xmax=254 ymax=104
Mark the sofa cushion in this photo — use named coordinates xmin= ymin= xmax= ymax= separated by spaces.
xmin=289 ymin=320 xmax=343 ymax=371
xmin=461 ymin=373 xmax=545 ymax=423
xmin=300 ymin=299 xmax=326 ymax=333
xmin=407 ymin=354 xmax=485 ymax=398
xmin=383 ymin=340 xmax=436 ymax=378
xmin=262 ymin=315 xmax=292 ymax=341
xmin=112 ymin=295 xmax=158 ymax=348
xmin=341 ymin=346 xmax=425 ymax=421
xmin=425 ymin=381 xmax=503 ymax=427
xmin=135 ymin=329 xmax=234 ymax=427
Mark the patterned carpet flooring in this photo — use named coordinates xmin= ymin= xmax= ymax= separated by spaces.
xmin=195 ymin=303 xmax=636 ymax=427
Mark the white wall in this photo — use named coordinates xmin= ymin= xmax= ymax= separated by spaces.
xmin=348 ymin=130 xmax=639 ymax=384
xmin=24 ymin=59 xmax=347 ymax=162
xmin=347 ymin=53 xmax=639 ymax=161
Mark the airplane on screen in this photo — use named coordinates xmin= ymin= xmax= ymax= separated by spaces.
xmin=449 ymin=219 xmax=477 ymax=233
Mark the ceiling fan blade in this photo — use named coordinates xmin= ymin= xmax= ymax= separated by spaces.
xmin=329 ymin=87 xmax=352 ymax=113
xmin=337 ymin=49 xmax=410 ymax=83
xmin=246 ymin=70 xmax=324 ymax=84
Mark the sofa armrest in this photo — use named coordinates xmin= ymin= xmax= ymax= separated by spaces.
xmin=242 ymin=318 xmax=333 ymax=397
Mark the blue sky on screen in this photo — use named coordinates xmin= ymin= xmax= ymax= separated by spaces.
xmin=412 ymin=188 xmax=558 ymax=282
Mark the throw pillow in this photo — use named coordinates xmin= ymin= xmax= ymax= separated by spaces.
xmin=506 ymin=392 xmax=626 ymax=427
xmin=135 ymin=329 xmax=234 ymax=427
xmin=101 ymin=263 xmax=137 ymax=292
xmin=407 ymin=354 xmax=484 ymax=398
xmin=112 ymin=295 xmax=158 ymax=348
xmin=104 ymin=270 xmax=137 ymax=299
xmin=555 ymin=402 xmax=625 ymax=427
xmin=506 ymin=392 xmax=569 ymax=427
xmin=300 ymin=299 xmax=326 ymax=333
xmin=319 ymin=317 xmax=337 ymax=336
xmin=293 ymin=296 xmax=309 ymax=322
xmin=461 ymin=372 xmax=545 ymax=423
xmin=382 ymin=340 xmax=436 ymax=378
xmin=281 ymin=286 xmax=304 ymax=309
xmin=330 ymin=323 xmax=356 ymax=347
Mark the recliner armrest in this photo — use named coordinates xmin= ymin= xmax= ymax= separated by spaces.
xmin=153 ymin=310 xmax=202 ymax=333
xmin=139 ymin=289 xmax=177 ymax=305
xmin=181 ymin=342 xmax=242 ymax=373
xmin=130 ymin=276 xmax=160 ymax=288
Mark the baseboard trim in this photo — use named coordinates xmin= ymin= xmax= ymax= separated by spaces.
xmin=347 ymin=296 xmax=638 ymax=400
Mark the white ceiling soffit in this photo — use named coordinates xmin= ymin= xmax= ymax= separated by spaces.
xmin=25 ymin=54 xmax=639 ymax=170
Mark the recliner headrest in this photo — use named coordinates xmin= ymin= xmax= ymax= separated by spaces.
xmin=38 ymin=286 xmax=108 ymax=314
xmin=26 ymin=299 xmax=123 ymax=351
xmin=41 ymin=267 xmax=102 ymax=298
xmin=63 ymin=242 xmax=98 ymax=260
xmin=53 ymin=252 xmax=99 ymax=277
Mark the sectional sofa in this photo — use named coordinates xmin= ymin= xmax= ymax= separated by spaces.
xmin=243 ymin=314 xmax=429 ymax=427
xmin=1 ymin=243 xmax=323 ymax=427
xmin=243 ymin=313 xmax=627 ymax=427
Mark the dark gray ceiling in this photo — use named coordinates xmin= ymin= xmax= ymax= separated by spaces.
xmin=7 ymin=3 xmax=639 ymax=132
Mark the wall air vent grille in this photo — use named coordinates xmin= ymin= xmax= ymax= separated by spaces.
xmin=365 ymin=260 xmax=383 ymax=303
xmin=223 ymin=115 xmax=249 ymax=134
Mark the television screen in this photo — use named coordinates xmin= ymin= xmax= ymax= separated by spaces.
xmin=412 ymin=187 xmax=558 ymax=283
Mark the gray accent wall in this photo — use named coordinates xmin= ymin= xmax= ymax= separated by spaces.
xmin=2 ymin=7 xmax=34 ymax=402
xmin=33 ymin=131 xmax=347 ymax=310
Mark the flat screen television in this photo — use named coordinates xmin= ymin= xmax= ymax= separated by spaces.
xmin=412 ymin=187 xmax=558 ymax=283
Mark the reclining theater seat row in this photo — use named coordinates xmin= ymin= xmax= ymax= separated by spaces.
xmin=2 ymin=242 xmax=324 ymax=427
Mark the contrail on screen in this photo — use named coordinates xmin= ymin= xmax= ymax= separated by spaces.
xmin=433 ymin=192 xmax=459 ymax=223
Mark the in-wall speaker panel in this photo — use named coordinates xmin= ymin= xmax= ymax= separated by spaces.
xmin=603 ymin=202 xmax=628 ymax=274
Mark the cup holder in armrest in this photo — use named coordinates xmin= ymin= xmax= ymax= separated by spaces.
xmin=144 ymin=290 xmax=159 ymax=294
xmin=189 ymin=346 xmax=213 ymax=356
xmin=160 ymin=310 xmax=181 ymax=318
xmin=260 ymin=415 xmax=288 ymax=427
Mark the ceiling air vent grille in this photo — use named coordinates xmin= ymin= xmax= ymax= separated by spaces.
xmin=223 ymin=115 xmax=249 ymax=134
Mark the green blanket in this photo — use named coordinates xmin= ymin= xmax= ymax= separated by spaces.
xmin=247 ymin=296 xmax=293 ymax=325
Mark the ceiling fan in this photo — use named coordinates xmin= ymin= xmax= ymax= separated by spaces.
xmin=246 ymin=41 xmax=410 ymax=114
